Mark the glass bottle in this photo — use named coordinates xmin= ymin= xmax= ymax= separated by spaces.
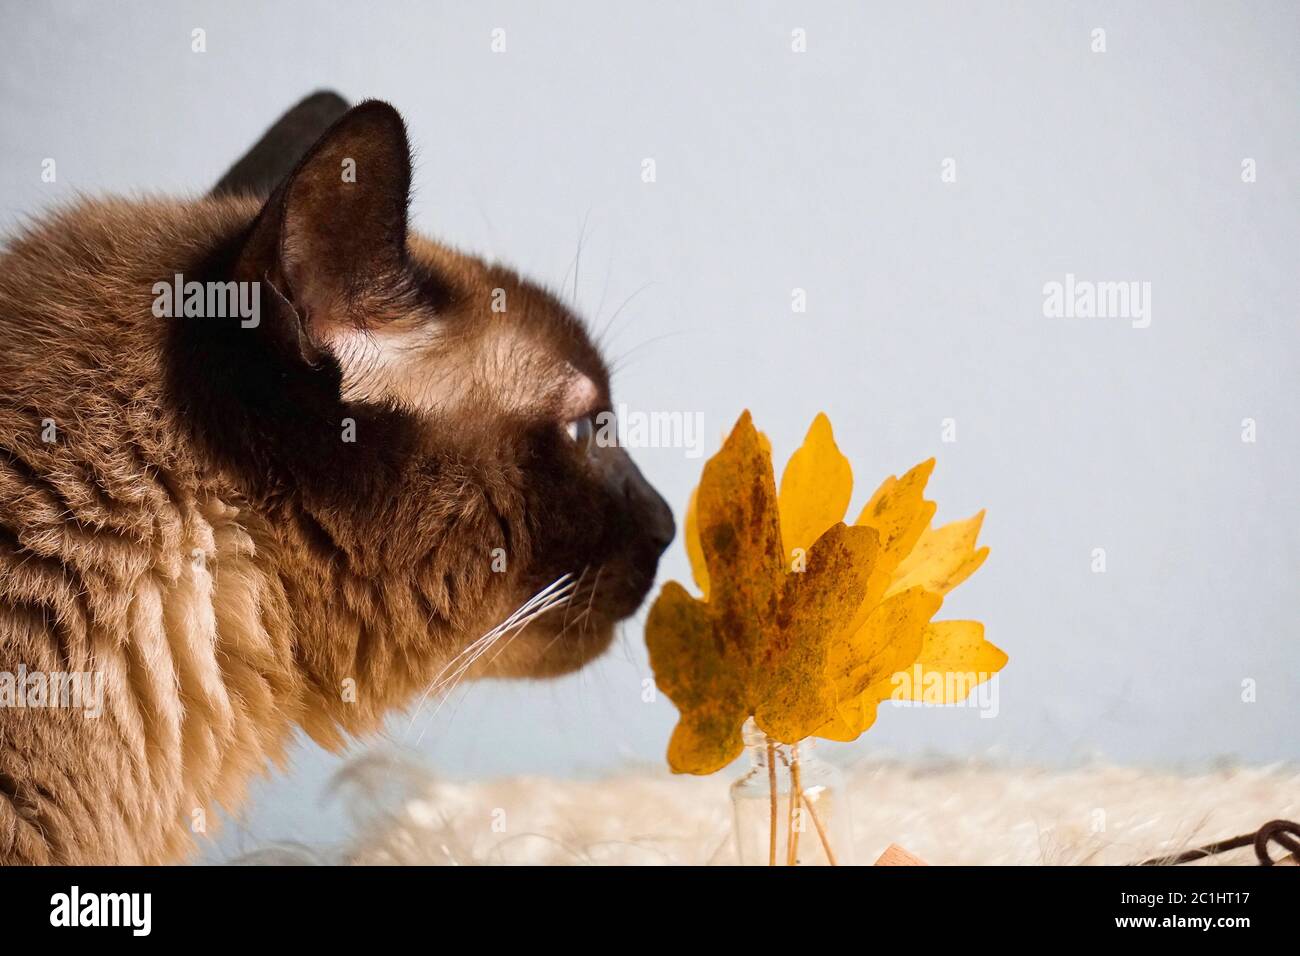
xmin=729 ymin=718 xmax=852 ymax=865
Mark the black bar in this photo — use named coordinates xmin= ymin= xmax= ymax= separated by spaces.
xmin=0 ymin=864 xmax=1287 ymax=941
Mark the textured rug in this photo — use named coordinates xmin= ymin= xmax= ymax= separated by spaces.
xmin=232 ymin=753 xmax=1300 ymax=866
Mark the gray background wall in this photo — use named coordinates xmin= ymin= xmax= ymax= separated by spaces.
xmin=1 ymin=1 xmax=1296 ymax=857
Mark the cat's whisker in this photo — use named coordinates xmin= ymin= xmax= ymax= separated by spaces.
xmin=427 ymin=586 xmax=578 ymax=735
xmin=573 ymin=209 xmax=591 ymax=305
xmin=413 ymin=580 xmax=577 ymax=740
xmin=427 ymin=577 xmax=576 ymax=693
xmin=414 ymin=576 xmax=577 ymax=714
xmin=405 ymin=573 xmax=575 ymax=733
xmin=594 ymin=280 xmax=654 ymax=352
xmin=534 ymin=563 xmax=605 ymax=660
xmin=583 ymin=565 xmax=604 ymax=621
xmin=560 ymin=565 xmax=591 ymax=633
xmin=472 ymin=579 xmax=584 ymax=689
xmin=607 ymin=329 xmax=690 ymax=378
xmin=432 ymin=591 xmax=571 ymax=697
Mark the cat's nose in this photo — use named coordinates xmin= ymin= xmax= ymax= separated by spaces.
xmin=639 ymin=482 xmax=676 ymax=554
xmin=610 ymin=450 xmax=676 ymax=554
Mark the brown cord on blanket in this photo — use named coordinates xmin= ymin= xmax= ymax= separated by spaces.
xmin=1138 ymin=819 xmax=1300 ymax=866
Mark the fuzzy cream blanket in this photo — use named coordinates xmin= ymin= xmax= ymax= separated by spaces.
xmin=235 ymin=755 xmax=1300 ymax=866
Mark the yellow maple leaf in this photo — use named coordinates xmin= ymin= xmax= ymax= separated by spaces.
xmin=647 ymin=412 xmax=881 ymax=774
xmin=652 ymin=411 xmax=1007 ymax=772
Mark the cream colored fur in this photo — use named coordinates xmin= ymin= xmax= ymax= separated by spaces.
xmin=280 ymin=753 xmax=1299 ymax=866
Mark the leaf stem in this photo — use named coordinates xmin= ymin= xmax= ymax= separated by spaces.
xmin=801 ymin=789 xmax=838 ymax=866
xmin=765 ymin=738 xmax=778 ymax=866
xmin=786 ymin=744 xmax=802 ymax=865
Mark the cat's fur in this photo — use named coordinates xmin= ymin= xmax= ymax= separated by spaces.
xmin=0 ymin=98 xmax=673 ymax=864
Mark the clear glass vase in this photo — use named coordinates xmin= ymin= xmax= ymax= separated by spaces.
xmin=729 ymin=718 xmax=852 ymax=865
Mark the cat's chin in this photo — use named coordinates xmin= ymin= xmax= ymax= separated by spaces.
xmin=473 ymin=556 xmax=660 ymax=679
xmin=479 ymin=616 xmax=618 ymax=679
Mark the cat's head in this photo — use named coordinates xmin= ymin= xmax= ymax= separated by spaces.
xmin=198 ymin=100 xmax=673 ymax=684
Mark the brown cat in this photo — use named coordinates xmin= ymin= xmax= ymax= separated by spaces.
xmin=0 ymin=95 xmax=674 ymax=864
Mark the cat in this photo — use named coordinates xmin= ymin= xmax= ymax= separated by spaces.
xmin=0 ymin=94 xmax=675 ymax=864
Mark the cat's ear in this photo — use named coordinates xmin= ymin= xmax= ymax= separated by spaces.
xmin=237 ymin=99 xmax=412 ymax=364
xmin=212 ymin=91 xmax=351 ymax=198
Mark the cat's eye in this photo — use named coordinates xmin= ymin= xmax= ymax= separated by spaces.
xmin=564 ymin=415 xmax=596 ymax=455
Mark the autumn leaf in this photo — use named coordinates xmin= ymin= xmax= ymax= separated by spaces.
xmin=649 ymin=410 xmax=1007 ymax=773
xmin=646 ymin=412 xmax=879 ymax=774
xmin=889 ymin=512 xmax=989 ymax=597
xmin=818 ymin=454 xmax=999 ymax=738
xmin=778 ymin=412 xmax=853 ymax=559
xmin=818 ymin=586 xmax=942 ymax=742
